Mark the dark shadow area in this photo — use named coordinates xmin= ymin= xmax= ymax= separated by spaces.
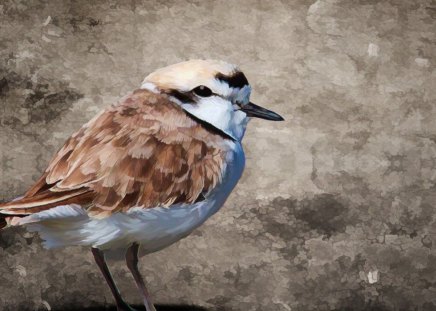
xmin=53 ymin=305 xmax=208 ymax=311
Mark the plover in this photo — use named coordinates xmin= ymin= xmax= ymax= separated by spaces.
xmin=0 ymin=59 xmax=283 ymax=311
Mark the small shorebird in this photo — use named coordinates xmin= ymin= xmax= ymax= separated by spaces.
xmin=0 ymin=59 xmax=283 ymax=311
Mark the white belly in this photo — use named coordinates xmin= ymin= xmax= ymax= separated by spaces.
xmin=24 ymin=142 xmax=245 ymax=255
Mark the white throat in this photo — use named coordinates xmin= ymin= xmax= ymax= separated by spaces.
xmin=181 ymin=98 xmax=248 ymax=141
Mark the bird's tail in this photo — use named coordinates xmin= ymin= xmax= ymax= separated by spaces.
xmin=0 ymin=196 xmax=29 ymax=230
xmin=0 ymin=188 xmax=92 ymax=229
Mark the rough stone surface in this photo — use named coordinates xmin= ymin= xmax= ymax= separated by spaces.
xmin=0 ymin=0 xmax=435 ymax=310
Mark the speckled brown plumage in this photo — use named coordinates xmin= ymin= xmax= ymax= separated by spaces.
xmin=0 ymin=89 xmax=229 ymax=218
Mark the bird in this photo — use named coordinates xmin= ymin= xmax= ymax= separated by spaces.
xmin=0 ymin=59 xmax=283 ymax=311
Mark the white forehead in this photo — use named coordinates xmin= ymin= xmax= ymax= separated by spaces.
xmin=212 ymin=82 xmax=252 ymax=104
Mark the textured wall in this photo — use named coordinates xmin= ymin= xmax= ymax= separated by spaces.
xmin=0 ymin=0 xmax=435 ymax=310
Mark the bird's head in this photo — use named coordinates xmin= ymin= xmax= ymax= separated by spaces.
xmin=141 ymin=59 xmax=284 ymax=141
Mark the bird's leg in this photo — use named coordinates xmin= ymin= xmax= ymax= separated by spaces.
xmin=91 ymin=247 xmax=137 ymax=311
xmin=126 ymin=243 xmax=157 ymax=311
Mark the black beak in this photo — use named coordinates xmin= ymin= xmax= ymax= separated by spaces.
xmin=240 ymin=102 xmax=284 ymax=121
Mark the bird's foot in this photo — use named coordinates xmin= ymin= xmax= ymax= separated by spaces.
xmin=144 ymin=301 xmax=157 ymax=311
xmin=116 ymin=300 xmax=138 ymax=311
xmin=117 ymin=306 xmax=138 ymax=311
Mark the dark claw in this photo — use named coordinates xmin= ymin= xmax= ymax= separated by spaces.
xmin=117 ymin=300 xmax=138 ymax=311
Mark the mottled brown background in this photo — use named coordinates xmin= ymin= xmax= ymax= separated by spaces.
xmin=0 ymin=0 xmax=435 ymax=310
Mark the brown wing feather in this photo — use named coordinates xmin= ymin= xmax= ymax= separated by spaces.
xmin=0 ymin=189 xmax=93 ymax=215
xmin=0 ymin=89 xmax=229 ymax=219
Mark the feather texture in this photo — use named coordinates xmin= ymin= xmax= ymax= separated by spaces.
xmin=0 ymin=89 xmax=231 ymax=218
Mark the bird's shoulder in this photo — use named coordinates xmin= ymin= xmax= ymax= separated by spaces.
xmin=22 ymin=89 xmax=234 ymax=218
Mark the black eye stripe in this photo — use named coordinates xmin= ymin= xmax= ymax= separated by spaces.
xmin=166 ymin=89 xmax=195 ymax=103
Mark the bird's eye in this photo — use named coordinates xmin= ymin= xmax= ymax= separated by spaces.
xmin=192 ymin=85 xmax=213 ymax=97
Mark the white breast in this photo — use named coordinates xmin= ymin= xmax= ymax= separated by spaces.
xmin=25 ymin=141 xmax=245 ymax=255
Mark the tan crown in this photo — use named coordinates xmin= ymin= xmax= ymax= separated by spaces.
xmin=143 ymin=59 xmax=240 ymax=92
